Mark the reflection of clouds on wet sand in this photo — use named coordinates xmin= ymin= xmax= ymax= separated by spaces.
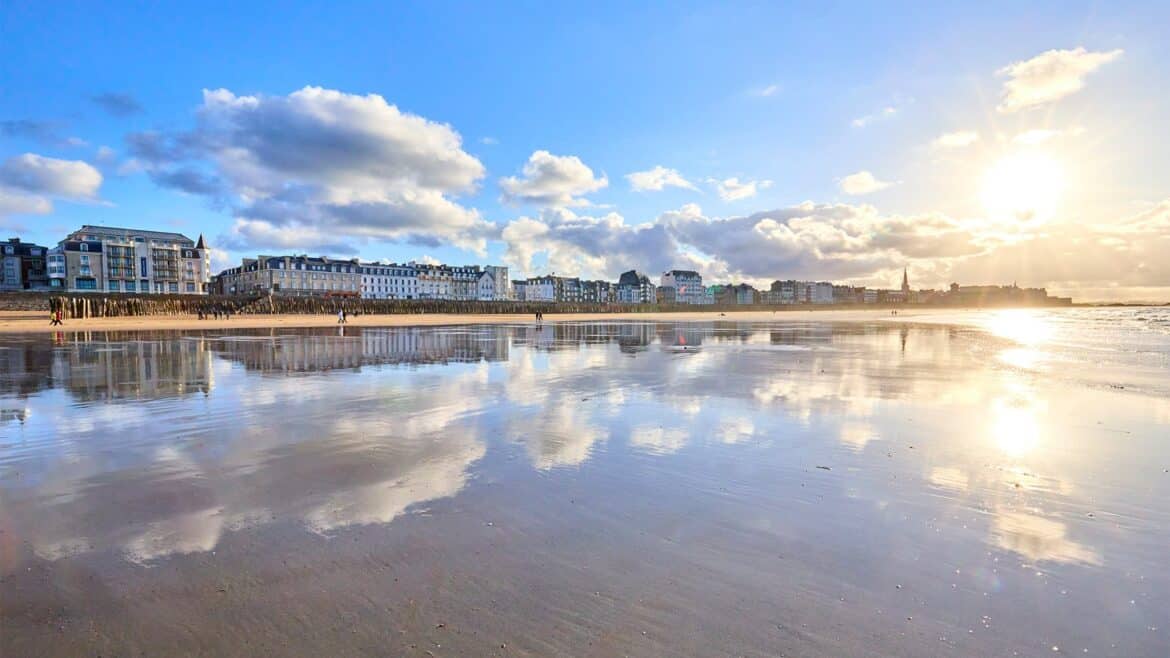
xmin=718 ymin=416 xmax=755 ymax=444
xmin=124 ymin=507 xmax=225 ymax=565
xmin=992 ymin=512 xmax=1101 ymax=565
xmin=513 ymin=404 xmax=608 ymax=470
xmin=629 ymin=425 xmax=689 ymax=455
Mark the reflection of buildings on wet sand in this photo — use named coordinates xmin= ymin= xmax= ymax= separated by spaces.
xmin=208 ymin=327 xmax=510 ymax=373
xmin=511 ymin=322 xmax=659 ymax=353
xmin=0 ymin=338 xmax=56 ymax=399
xmin=48 ymin=334 xmax=214 ymax=401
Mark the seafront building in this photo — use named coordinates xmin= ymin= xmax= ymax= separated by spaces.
xmin=46 ymin=226 xmax=210 ymax=294
xmin=659 ymin=270 xmax=712 ymax=304
xmin=215 ymin=255 xmax=361 ymax=296
xmin=2 ymin=238 xmax=50 ymax=291
xmin=616 ymin=270 xmax=655 ymax=304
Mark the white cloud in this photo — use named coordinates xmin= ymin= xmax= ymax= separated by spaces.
xmin=710 ymin=177 xmax=772 ymax=202
xmin=932 ymin=130 xmax=979 ymax=149
xmin=0 ymin=153 xmax=102 ymax=199
xmin=996 ymin=47 xmax=1123 ymax=113
xmin=838 ymin=171 xmax=893 ymax=196
xmin=626 ymin=165 xmax=697 ymax=192
xmin=1012 ymin=126 xmax=1085 ymax=145
xmin=499 ymin=150 xmax=608 ymax=207
xmin=851 ymin=106 xmax=898 ymax=128
xmin=480 ymin=136 xmax=498 ymax=145
xmin=0 ymin=153 xmax=103 ymax=221
xmin=128 ymin=86 xmax=491 ymax=254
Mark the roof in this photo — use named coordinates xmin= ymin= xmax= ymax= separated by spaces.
xmin=72 ymin=225 xmax=195 ymax=244
xmin=618 ymin=270 xmax=650 ymax=286
xmin=664 ymin=269 xmax=700 ymax=277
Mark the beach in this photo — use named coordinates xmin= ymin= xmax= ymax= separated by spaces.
xmin=2 ymin=308 xmax=1168 ymax=656
xmin=0 ymin=307 xmax=941 ymax=333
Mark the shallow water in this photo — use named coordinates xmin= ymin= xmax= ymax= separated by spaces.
xmin=1 ymin=310 xmax=1168 ymax=656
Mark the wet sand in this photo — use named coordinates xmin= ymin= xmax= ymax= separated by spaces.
xmin=2 ymin=312 xmax=1168 ymax=656
xmin=0 ymin=308 xmax=936 ymax=334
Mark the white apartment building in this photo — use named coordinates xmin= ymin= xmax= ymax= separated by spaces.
xmin=660 ymin=269 xmax=707 ymax=304
xmin=360 ymin=262 xmax=418 ymax=299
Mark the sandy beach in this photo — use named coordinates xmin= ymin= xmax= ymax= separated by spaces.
xmin=3 ymin=308 xmax=1168 ymax=656
xmin=0 ymin=307 xmax=938 ymax=334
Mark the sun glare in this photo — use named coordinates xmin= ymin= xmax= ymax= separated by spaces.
xmin=981 ymin=152 xmax=1065 ymax=223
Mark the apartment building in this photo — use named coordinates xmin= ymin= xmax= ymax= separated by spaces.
xmin=216 ymin=255 xmax=361 ymax=296
xmin=659 ymin=269 xmax=709 ymax=304
xmin=360 ymin=262 xmax=418 ymax=299
xmin=47 ymin=226 xmax=209 ymax=294
xmin=616 ymin=270 xmax=654 ymax=304
xmin=581 ymin=279 xmax=613 ymax=303
xmin=1 ymin=238 xmax=50 ymax=291
xmin=477 ymin=265 xmax=510 ymax=301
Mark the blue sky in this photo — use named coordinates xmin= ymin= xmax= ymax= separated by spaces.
xmin=1 ymin=1 xmax=1168 ymax=299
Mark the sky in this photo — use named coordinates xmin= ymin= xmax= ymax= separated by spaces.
xmin=1 ymin=1 xmax=1167 ymax=301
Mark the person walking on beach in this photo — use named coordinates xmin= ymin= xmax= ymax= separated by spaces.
xmin=338 ymin=309 xmax=345 ymax=324
xmin=49 ymin=310 xmax=63 ymax=326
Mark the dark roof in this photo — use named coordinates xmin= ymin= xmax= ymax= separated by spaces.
xmin=72 ymin=225 xmax=195 ymax=244
xmin=618 ymin=270 xmax=650 ymax=286
xmin=665 ymin=269 xmax=700 ymax=277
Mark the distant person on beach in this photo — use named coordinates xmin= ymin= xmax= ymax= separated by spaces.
xmin=49 ymin=310 xmax=63 ymax=326
xmin=338 ymin=309 xmax=345 ymax=324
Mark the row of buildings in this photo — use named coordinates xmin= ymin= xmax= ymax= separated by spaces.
xmin=3 ymin=227 xmax=211 ymax=294
xmin=3 ymin=226 xmax=1070 ymax=306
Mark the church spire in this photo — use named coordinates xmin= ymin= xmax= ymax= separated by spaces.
xmin=901 ymin=267 xmax=910 ymax=293
xmin=196 ymin=233 xmax=206 ymax=250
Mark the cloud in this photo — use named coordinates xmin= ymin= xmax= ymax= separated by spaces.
xmin=128 ymin=86 xmax=492 ymax=254
xmin=750 ymin=84 xmax=781 ymax=97
xmin=710 ymin=177 xmax=772 ymax=202
xmin=851 ymin=106 xmax=898 ymax=128
xmin=838 ymin=171 xmax=893 ymax=196
xmin=932 ymin=130 xmax=979 ymax=149
xmin=499 ymin=150 xmax=607 ymax=207
xmin=1 ymin=119 xmax=59 ymax=143
xmin=480 ymin=136 xmax=498 ymax=145
xmin=626 ymin=165 xmax=697 ymax=192
xmin=91 ymin=92 xmax=143 ymax=117
xmin=1012 ymin=126 xmax=1085 ymax=145
xmin=996 ymin=47 xmax=1123 ymax=113
xmin=0 ymin=153 xmax=102 ymax=199
xmin=501 ymin=206 xmax=678 ymax=278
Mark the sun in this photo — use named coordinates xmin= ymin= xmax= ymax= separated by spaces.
xmin=980 ymin=152 xmax=1065 ymax=223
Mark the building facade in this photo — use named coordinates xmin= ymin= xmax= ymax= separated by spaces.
xmin=217 ymin=255 xmax=361 ymax=296
xmin=360 ymin=262 xmax=418 ymax=299
xmin=47 ymin=226 xmax=210 ymax=294
xmin=1 ymin=238 xmax=49 ymax=291
xmin=616 ymin=270 xmax=654 ymax=304
xmin=659 ymin=269 xmax=707 ymax=304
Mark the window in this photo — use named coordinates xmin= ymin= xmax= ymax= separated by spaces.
xmin=125 ymin=280 xmax=136 ymax=292
xmin=168 ymin=282 xmax=178 ymax=293
xmin=80 ymin=243 xmax=89 ymax=252
xmin=186 ymin=282 xmax=196 ymax=292
xmin=140 ymin=257 xmax=148 ymax=277
xmin=108 ymin=280 xmax=120 ymax=291
xmin=75 ymin=278 xmax=97 ymax=290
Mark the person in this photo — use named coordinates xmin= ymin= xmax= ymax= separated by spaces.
xmin=342 ymin=309 xmax=347 ymax=324
xmin=338 ymin=309 xmax=345 ymax=324
xmin=49 ymin=310 xmax=63 ymax=326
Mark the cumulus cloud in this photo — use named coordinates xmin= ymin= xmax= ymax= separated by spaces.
xmin=626 ymin=165 xmax=697 ymax=192
xmin=91 ymin=92 xmax=143 ymax=117
xmin=710 ymin=176 xmax=772 ymax=202
xmin=851 ymin=106 xmax=898 ymax=128
xmin=932 ymin=130 xmax=979 ymax=149
xmin=996 ymin=47 xmax=1123 ymax=113
xmin=838 ymin=170 xmax=893 ymax=196
xmin=499 ymin=150 xmax=607 ymax=206
xmin=499 ymin=199 xmax=994 ymax=288
xmin=1012 ymin=126 xmax=1085 ymax=145
xmin=126 ymin=86 xmax=492 ymax=254
xmin=501 ymin=206 xmax=678 ymax=278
